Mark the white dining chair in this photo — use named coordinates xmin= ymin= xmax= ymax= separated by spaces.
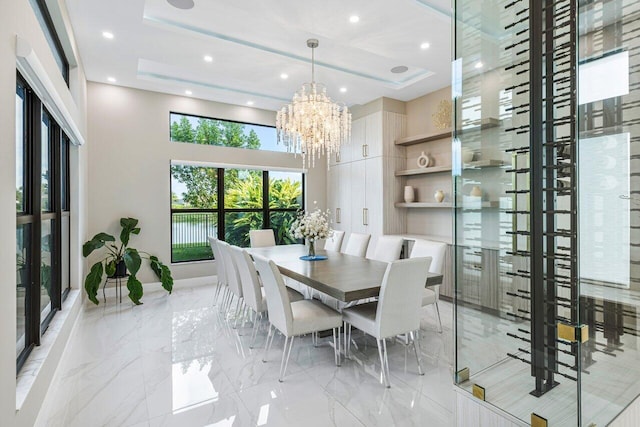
xmin=410 ymin=239 xmax=448 ymax=333
xmin=253 ymin=254 xmax=343 ymax=382
xmin=368 ymin=235 xmax=405 ymax=263
xmin=324 ymin=230 xmax=345 ymax=252
xmin=217 ymin=241 xmax=244 ymax=325
xmin=249 ymin=229 xmax=276 ymax=248
xmin=342 ymin=257 xmax=432 ymax=388
xmin=343 ymin=232 xmax=371 ymax=257
xmin=208 ymin=236 xmax=226 ymax=305
xmin=229 ymin=245 xmax=304 ymax=348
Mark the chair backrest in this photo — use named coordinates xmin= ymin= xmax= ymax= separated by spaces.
xmin=229 ymin=245 xmax=266 ymax=313
xmin=343 ymin=232 xmax=371 ymax=257
xmin=253 ymin=254 xmax=293 ymax=336
xmin=409 ymin=240 xmax=448 ymax=274
xmin=324 ymin=230 xmax=345 ymax=252
xmin=249 ymin=229 xmax=276 ymax=248
xmin=218 ymin=241 xmax=243 ymax=298
xmin=368 ymin=235 xmax=405 ymax=263
xmin=375 ymin=257 xmax=432 ymax=338
xmin=208 ymin=236 xmax=226 ymax=285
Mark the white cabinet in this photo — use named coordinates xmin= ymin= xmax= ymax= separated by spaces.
xmin=326 ymin=110 xmax=406 ymax=246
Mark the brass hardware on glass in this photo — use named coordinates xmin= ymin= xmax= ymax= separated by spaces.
xmin=472 ymin=384 xmax=485 ymax=401
xmin=336 ymin=208 xmax=341 ymax=224
xmin=557 ymin=323 xmax=589 ymax=343
xmin=531 ymin=413 xmax=548 ymax=427
xmin=456 ymin=367 xmax=470 ymax=383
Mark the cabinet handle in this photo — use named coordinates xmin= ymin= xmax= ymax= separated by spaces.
xmin=336 ymin=152 xmax=341 ymax=163
xmin=365 ymin=144 xmax=369 ymax=157
xmin=363 ymin=208 xmax=369 ymax=226
xmin=362 ymin=145 xmax=366 ymax=158
xmin=336 ymin=208 xmax=341 ymax=223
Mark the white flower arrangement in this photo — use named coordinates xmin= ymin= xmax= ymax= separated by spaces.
xmin=290 ymin=205 xmax=332 ymax=242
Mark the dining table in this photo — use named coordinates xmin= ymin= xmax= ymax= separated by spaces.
xmin=247 ymin=244 xmax=443 ymax=303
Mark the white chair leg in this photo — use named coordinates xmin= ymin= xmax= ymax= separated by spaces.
xmin=213 ymin=281 xmax=221 ymax=305
xmin=410 ymin=330 xmax=424 ymax=375
xmin=347 ymin=323 xmax=352 ymax=357
xmin=376 ymin=338 xmax=391 ymax=388
xmin=333 ymin=328 xmax=341 ymax=367
xmin=262 ymin=324 xmax=273 ymax=362
xmin=279 ymin=336 xmax=295 ymax=382
xmin=233 ymin=298 xmax=243 ymax=328
xmin=434 ymin=302 xmax=443 ymax=333
xmin=249 ymin=311 xmax=260 ymax=348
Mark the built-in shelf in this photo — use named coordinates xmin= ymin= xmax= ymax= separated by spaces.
xmin=464 ymin=159 xmax=507 ymax=168
xmin=395 ymin=118 xmax=502 ymax=147
xmin=395 ymin=201 xmax=500 ymax=209
xmin=395 ymin=165 xmax=452 ymax=176
xmin=395 ymin=130 xmax=452 ymax=146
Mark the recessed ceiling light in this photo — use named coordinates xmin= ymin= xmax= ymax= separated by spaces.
xmin=349 ymin=15 xmax=360 ymax=23
xmin=167 ymin=0 xmax=195 ymax=10
xmin=475 ymin=61 xmax=484 ymax=69
xmin=390 ymin=65 xmax=409 ymax=74
xmin=247 ymin=101 xmax=254 ymax=106
xmin=185 ymin=90 xmax=192 ymax=95
xmin=107 ymin=77 xmax=116 ymax=83
xmin=204 ymin=55 xmax=213 ymax=63
xmin=340 ymin=87 xmax=347 ymax=93
xmin=102 ymin=31 xmax=114 ymax=39
xmin=280 ymin=73 xmax=289 ymax=80
xmin=420 ymin=42 xmax=430 ymax=50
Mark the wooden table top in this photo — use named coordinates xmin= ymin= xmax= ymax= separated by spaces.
xmin=247 ymin=244 xmax=443 ymax=303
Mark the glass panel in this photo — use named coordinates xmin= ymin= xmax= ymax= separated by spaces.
xmin=16 ymin=224 xmax=30 ymax=357
xmin=169 ymin=112 xmax=285 ymax=153
xmin=224 ymin=212 xmax=263 ymax=247
xmin=269 ymin=171 xmax=303 ymax=209
xmin=578 ymin=1 xmax=640 ymax=425
xmin=61 ymin=137 xmax=69 ymax=211
xmin=41 ymin=113 xmax=51 ymax=212
xmin=269 ymin=211 xmax=299 ymax=245
xmin=40 ymin=219 xmax=54 ymax=321
xmin=224 ymin=169 xmax=262 ymax=209
xmin=171 ymin=211 xmax=216 ymax=262
xmin=171 ymin=164 xmax=217 ymax=209
xmin=16 ymin=84 xmax=25 ymax=213
xmin=61 ymin=215 xmax=70 ymax=291
xmin=453 ymin=0 xmax=578 ymax=424
xmin=28 ymin=0 xmax=68 ymax=83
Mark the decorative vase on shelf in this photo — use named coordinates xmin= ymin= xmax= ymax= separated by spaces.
xmin=462 ymin=149 xmax=474 ymax=164
xmin=470 ymin=185 xmax=482 ymax=197
xmin=307 ymin=240 xmax=316 ymax=258
xmin=404 ymin=186 xmax=415 ymax=203
xmin=417 ymin=151 xmax=431 ymax=169
xmin=434 ymin=190 xmax=445 ymax=203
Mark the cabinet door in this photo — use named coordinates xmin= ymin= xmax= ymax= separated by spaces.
xmin=365 ymin=111 xmax=383 ymax=158
xmin=338 ymin=163 xmax=352 ymax=233
xmin=347 ymin=117 xmax=366 ymax=162
xmin=350 ymin=160 xmax=367 ymax=234
xmin=327 ymin=165 xmax=340 ymax=227
xmin=364 ymin=156 xmax=383 ymax=237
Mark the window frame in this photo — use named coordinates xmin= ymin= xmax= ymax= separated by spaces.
xmin=16 ymin=73 xmax=71 ymax=374
xmin=30 ymin=0 xmax=69 ymax=86
xmin=170 ymin=166 xmax=304 ymax=263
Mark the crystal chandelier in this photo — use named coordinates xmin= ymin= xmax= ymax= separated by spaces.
xmin=276 ymin=39 xmax=351 ymax=168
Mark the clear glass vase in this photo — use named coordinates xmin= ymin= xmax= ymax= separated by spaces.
xmin=307 ymin=240 xmax=315 ymax=258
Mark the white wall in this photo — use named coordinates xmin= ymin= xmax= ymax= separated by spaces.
xmin=86 ymin=82 xmax=327 ymax=283
xmin=0 ymin=0 xmax=88 ymax=425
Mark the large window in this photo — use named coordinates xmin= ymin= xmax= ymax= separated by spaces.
xmin=29 ymin=0 xmax=69 ymax=85
xmin=171 ymin=164 xmax=303 ymax=262
xmin=16 ymin=74 xmax=71 ymax=372
xmin=170 ymin=112 xmax=288 ymax=153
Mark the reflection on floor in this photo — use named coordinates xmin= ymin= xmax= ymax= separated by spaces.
xmin=457 ymin=298 xmax=640 ymax=426
xmin=36 ymin=281 xmax=455 ymax=427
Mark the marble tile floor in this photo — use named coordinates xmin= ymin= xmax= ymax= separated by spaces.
xmin=35 ymin=281 xmax=455 ymax=427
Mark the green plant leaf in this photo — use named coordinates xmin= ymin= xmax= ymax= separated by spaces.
xmin=126 ymin=275 xmax=143 ymax=305
xmin=149 ymin=256 xmax=162 ymax=279
xmin=105 ymin=260 xmax=116 ymax=277
xmin=119 ymin=217 xmax=139 ymax=246
xmin=160 ymin=264 xmax=173 ymax=294
xmin=123 ymin=248 xmax=141 ymax=276
xmin=82 ymin=233 xmax=116 ymax=257
xmin=84 ymin=262 xmax=104 ymax=305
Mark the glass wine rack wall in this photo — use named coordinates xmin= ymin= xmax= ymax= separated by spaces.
xmin=453 ymin=0 xmax=640 ymax=425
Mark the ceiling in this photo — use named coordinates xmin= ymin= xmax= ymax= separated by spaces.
xmin=65 ymin=0 xmax=453 ymax=112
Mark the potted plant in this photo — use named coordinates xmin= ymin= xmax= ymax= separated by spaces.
xmin=83 ymin=217 xmax=173 ymax=305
